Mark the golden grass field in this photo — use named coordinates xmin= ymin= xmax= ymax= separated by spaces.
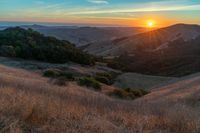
xmin=0 ymin=64 xmax=199 ymax=133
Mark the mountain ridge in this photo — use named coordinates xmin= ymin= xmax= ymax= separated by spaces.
xmin=0 ymin=24 xmax=147 ymax=47
xmin=83 ymin=23 xmax=200 ymax=56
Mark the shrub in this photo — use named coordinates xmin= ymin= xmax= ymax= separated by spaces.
xmin=78 ymin=77 xmax=101 ymax=91
xmin=96 ymin=72 xmax=112 ymax=79
xmin=0 ymin=45 xmax=16 ymax=57
xmin=95 ymin=72 xmax=115 ymax=85
xmin=43 ymin=70 xmax=75 ymax=82
xmin=43 ymin=69 xmax=61 ymax=78
xmin=108 ymin=88 xmax=149 ymax=100
xmin=95 ymin=76 xmax=110 ymax=85
xmin=59 ymin=72 xmax=75 ymax=81
xmin=109 ymin=89 xmax=130 ymax=99
xmin=124 ymin=88 xmax=149 ymax=97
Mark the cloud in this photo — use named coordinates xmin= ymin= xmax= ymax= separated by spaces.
xmin=67 ymin=4 xmax=200 ymax=15
xmin=87 ymin=0 xmax=109 ymax=4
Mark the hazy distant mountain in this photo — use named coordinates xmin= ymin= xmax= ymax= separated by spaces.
xmin=14 ymin=25 xmax=146 ymax=47
xmin=84 ymin=24 xmax=200 ymax=56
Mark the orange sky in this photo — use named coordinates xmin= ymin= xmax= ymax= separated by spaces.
xmin=0 ymin=0 xmax=200 ymax=27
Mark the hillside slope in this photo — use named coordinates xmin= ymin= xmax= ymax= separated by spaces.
xmin=0 ymin=27 xmax=94 ymax=65
xmin=113 ymin=72 xmax=176 ymax=90
xmin=32 ymin=26 xmax=146 ymax=47
xmin=0 ymin=64 xmax=199 ymax=132
xmin=84 ymin=24 xmax=200 ymax=56
xmin=107 ymin=33 xmax=200 ymax=77
xmin=0 ymin=25 xmax=146 ymax=47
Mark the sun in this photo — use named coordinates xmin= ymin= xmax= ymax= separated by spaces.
xmin=146 ymin=20 xmax=155 ymax=28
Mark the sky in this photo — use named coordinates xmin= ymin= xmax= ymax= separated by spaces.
xmin=0 ymin=0 xmax=200 ymax=27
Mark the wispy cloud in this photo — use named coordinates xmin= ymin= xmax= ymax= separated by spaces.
xmin=67 ymin=4 xmax=200 ymax=15
xmin=87 ymin=0 xmax=109 ymax=4
xmin=1 ymin=0 xmax=200 ymax=26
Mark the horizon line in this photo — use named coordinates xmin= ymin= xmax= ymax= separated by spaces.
xmin=0 ymin=21 xmax=199 ymax=28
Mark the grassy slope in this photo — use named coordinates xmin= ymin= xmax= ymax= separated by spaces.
xmin=113 ymin=72 xmax=176 ymax=90
xmin=0 ymin=64 xmax=199 ymax=133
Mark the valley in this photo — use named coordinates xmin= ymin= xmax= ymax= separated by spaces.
xmin=0 ymin=24 xmax=199 ymax=132
xmin=1 ymin=0 xmax=200 ymax=132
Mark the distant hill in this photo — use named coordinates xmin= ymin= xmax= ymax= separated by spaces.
xmin=107 ymin=32 xmax=200 ymax=77
xmin=0 ymin=27 xmax=95 ymax=65
xmin=84 ymin=24 xmax=200 ymax=56
xmin=8 ymin=25 xmax=146 ymax=47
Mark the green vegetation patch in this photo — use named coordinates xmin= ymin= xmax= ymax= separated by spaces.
xmin=43 ymin=69 xmax=61 ymax=78
xmin=43 ymin=69 xmax=75 ymax=81
xmin=0 ymin=27 xmax=95 ymax=65
xmin=108 ymin=88 xmax=149 ymax=100
xmin=78 ymin=77 xmax=101 ymax=91
xmin=94 ymin=72 xmax=118 ymax=85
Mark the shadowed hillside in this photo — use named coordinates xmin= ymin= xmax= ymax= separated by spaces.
xmin=0 ymin=27 xmax=95 ymax=65
xmin=84 ymin=24 xmax=200 ymax=56
xmin=108 ymin=34 xmax=200 ymax=77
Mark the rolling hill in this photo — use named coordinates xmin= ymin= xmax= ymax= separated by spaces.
xmin=0 ymin=27 xmax=95 ymax=65
xmin=79 ymin=24 xmax=200 ymax=77
xmin=84 ymin=24 xmax=200 ymax=56
xmin=0 ymin=60 xmax=199 ymax=132
xmin=0 ymin=25 xmax=147 ymax=47
xmin=107 ymin=32 xmax=200 ymax=77
xmin=0 ymin=23 xmax=199 ymax=133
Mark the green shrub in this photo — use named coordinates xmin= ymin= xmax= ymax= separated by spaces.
xmin=109 ymin=89 xmax=130 ymax=99
xmin=108 ymin=88 xmax=149 ymax=100
xmin=43 ymin=69 xmax=61 ymax=78
xmin=0 ymin=45 xmax=16 ymax=57
xmin=125 ymin=88 xmax=149 ymax=97
xmin=78 ymin=77 xmax=101 ymax=91
xmin=95 ymin=72 xmax=114 ymax=85
xmin=95 ymin=76 xmax=110 ymax=85
xmin=96 ymin=72 xmax=112 ymax=79
xmin=60 ymin=72 xmax=75 ymax=81
xmin=43 ymin=70 xmax=75 ymax=81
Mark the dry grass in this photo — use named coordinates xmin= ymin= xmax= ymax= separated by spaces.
xmin=0 ymin=65 xmax=199 ymax=133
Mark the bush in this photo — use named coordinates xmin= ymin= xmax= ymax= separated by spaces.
xmin=124 ymin=88 xmax=149 ymax=97
xmin=109 ymin=89 xmax=130 ymax=99
xmin=108 ymin=88 xmax=149 ymax=100
xmin=96 ymin=72 xmax=112 ymax=79
xmin=43 ymin=69 xmax=75 ymax=81
xmin=95 ymin=76 xmax=110 ymax=85
xmin=43 ymin=69 xmax=61 ymax=78
xmin=95 ymin=72 xmax=115 ymax=85
xmin=0 ymin=45 xmax=16 ymax=57
xmin=78 ymin=77 xmax=101 ymax=91
xmin=59 ymin=72 xmax=75 ymax=81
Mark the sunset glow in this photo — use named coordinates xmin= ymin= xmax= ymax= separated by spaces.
xmin=147 ymin=20 xmax=155 ymax=28
xmin=0 ymin=0 xmax=200 ymax=27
